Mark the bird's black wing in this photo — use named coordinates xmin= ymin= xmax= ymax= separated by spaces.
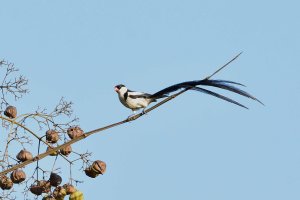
xmin=128 ymin=92 xmax=152 ymax=99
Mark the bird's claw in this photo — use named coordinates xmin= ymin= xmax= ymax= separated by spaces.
xmin=127 ymin=114 xmax=135 ymax=121
xmin=127 ymin=114 xmax=140 ymax=121
xmin=141 ymin=109 xmax=146 ymax=115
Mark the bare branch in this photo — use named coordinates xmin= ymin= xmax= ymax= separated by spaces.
xmin=0 ymin=60 xmax=29 ymax=109
xmin=0 ymin=87 xmax=188 ymax=176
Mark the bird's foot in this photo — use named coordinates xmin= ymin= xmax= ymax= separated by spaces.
xmin=141 ymin=109 xmax=147 ymax=115
xmin=127 ymin=114 xmax=135 ymax=120
xmin=127 ymin=111 xmax=139 ymax=121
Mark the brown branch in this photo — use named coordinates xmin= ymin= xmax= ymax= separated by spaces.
xmin=0 ymin=115 xmax=72 ymax=164
xmin=0 ymin=89 xmax=189 ymax=176
xmin=0 ymin=52 xmax=241 ymax=176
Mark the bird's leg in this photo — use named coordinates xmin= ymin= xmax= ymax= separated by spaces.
xmin=141 ymin=108 xmax=147 ymax=115
xmin=127 ymin=110 xmax=136 ymax=120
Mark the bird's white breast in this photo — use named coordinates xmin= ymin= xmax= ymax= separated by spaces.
xmin=118 ymin=89 xmax=151 ymax=111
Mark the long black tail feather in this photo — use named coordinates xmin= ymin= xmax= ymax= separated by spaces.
xmin=190 ymin=86 xmax=249 ymax=109
xmin=198 ymin=79 xmax=264 ymax=105
xmin=150 ymin=78 xmax=263 ymax=108
xmin=208 ymin=79 xmax=246 ymax=87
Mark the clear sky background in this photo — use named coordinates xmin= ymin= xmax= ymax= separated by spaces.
xmin=1 ymin=0 xmax=299 ymax=199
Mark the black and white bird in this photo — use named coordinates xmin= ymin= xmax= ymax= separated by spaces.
xmin=114 ymin=54 xmax=263 ymax=115
xmin=114 ymin=78 xmax=263 ymax=115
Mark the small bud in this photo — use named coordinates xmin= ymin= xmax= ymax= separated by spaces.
xmin=4 ymin=106 xmax=17 ymax=118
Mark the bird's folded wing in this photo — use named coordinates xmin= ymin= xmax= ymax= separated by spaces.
xmin=128 ymin=91 xmax=152 ymax=99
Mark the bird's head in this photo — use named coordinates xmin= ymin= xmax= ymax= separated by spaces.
xmin=114 ymin=84 xmax=126 ymax=94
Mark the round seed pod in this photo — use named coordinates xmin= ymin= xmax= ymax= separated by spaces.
xmin=46 ymin=130 xmax=59 ymax=144
xmin=60 ymin=145 xmax=72 ymax=156
xmin=30 ymin=184 xmax=43 ymax=196
xmin=67 ymin=126 xmax=84 ymax=139
xmin=16 ymin=149 xmax=33 ymax=162
xmin=0 ymin=176 xmax=13 ymax=190
xmin=46 ymin=146 xmax=58 ymax=156
xmin=30 ymin=180 xmax=51 ymax=195
xmin=40 ymin=180 xmax=51 ymax=193
xmin=91 ymin=160 xmax=106 ymax=175
xmin=84 ymin=166 xmax=99 ymax=178
xmin=41 ymin=180 xmax=51 ymax=193
xmin=53 ymin=186 xmax=67 ymax=199
xmin=49 ymin=173 xmax=62 ymax=187
xmin=69 ymin=190 xmax=84 ymax=200
xmin=42 ymin=195 xmax=56 ymax=200
xmin=10 ymin=169 xmax=26 ymax=184
xmin=63 ymin=184 xmax=76 ymax=195
xmin=4 ymin=106 xmax=17 ymax=118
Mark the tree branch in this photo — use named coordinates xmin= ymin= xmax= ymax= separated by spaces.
xmin=0 ymin=88 xmax=189 ymax=176
xmin=0 ymin=52 xmax=242 ymax=176
xmin=0 ymin=115 xmax=72 ymax=164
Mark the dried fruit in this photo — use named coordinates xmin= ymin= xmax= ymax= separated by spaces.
xmin=91 ymin=160 xmax=106 ymax=175
xmin=49 ymin=173 xmax=62 ymax=187
xmin=67 ymin=126 xmax=84 ymax=139
xmin=84 ymin=160 xmax=106 ymax=178
xmin=42 ymin=195 xmax=56 ymax=200
xmin=4 ymin=106 xmax=17 ymax=118
xmin=16 ymin=149 xmax=33 ymax=162
xmin=46 ymin=146 xmax=58 ymax=156
xmin=0 ymin=176 xmax=13 ymax=190
xmin=63 ymin=184 xmax=76 ymax=195
xmin=46 ymin=130 xmax=59 ymax=143
xmin=10 ymin=169 xmax=26 ymax=184
xmin=30 ymin=185 xmax=43 ymax=195
xmin=69 ymin=190 xmax=84 ymax=200
xmin=30 ymin=180 xmax=51 ymax=195
xmin=60 ymin=145 xmax=72 ymax=156
xmin=84 ymin=166 xmax=98 ymax=178
xmin=53 ymin=186 xmax=67 ymax=199
xmin=38 ymin=180 xmax=51 ymax=193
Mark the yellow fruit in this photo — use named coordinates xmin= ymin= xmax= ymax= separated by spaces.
xmin=69 ymin=190 xmax=84 ymax=200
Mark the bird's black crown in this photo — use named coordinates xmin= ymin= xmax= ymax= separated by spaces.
xmin=115 ymin=84 xmax=125 ymax=89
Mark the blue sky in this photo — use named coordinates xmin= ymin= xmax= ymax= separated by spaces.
xmin=1 ymin=0 xmax=299 ymax=199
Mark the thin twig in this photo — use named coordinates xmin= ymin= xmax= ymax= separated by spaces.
xmin=0 ymin=89 xmax=186 ymax=176
xmin=205 ymin=52 xmax=243 ymax=80
xmin=0 ymin=115 xmax=72 ymax=164
xmin=0 ymin=52 xmax=241 ymax=176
